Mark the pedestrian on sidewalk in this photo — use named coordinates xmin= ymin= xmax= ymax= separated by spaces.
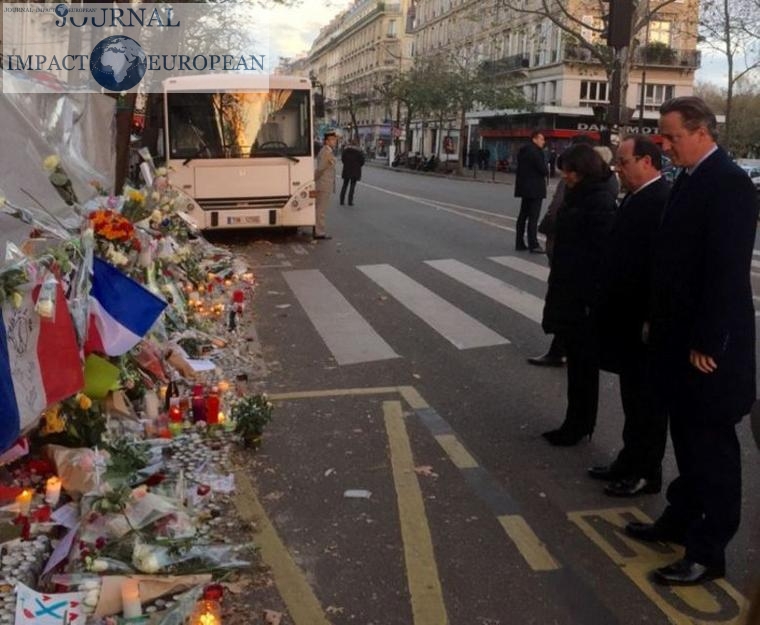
xmin=591 ymin=135 xmax=670 ymax=498
xmin=540 ymin=143 xmax=616 ymax=446
xmin=313 ymin=131 xmax=338 ymax=240
xmin=624 ymin=96 xmax=758 ymax=586
xmin=514 ymin=130 xmax=549 ymax=253
xmin=340 ymin=139 xmax=365 ymax=206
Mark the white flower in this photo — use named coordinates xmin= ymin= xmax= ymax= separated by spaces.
xmin=150 ymin=209 xmax=163 ymax=222
xmin=11 ymin=292 xmax=23 ymax=309
xmin=89 ymin=558 xmax=109 ymax=572
xmin=133 ymin=544 xmax=162 ymax=573
xmin=35 ymin=298 xmax=54 ymax=318
xmin=43 ymin=154 xmax=60 ymax=172
xmin=155 ymin=167 xmax=167 ymax=177
xmin=151 ymin=191 xmax=160 ymax=202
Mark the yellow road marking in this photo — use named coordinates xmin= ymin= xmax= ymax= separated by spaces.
xmin=498 ymin=515 xmax=561 ymax=572
xmin=433 ymin=434 xmax=479 ymax=469
xmin=384 ymin=401 xmax=449 ymax=625
xmin=398 ymin=385 xmax=429 ymax=410
xmin=569 ymin=508 xmax=747 ymax=624
xmin=233 ymin=470 xmax=333 ymax=625
xmin=269 ymin=386 xmax=400 ymax=401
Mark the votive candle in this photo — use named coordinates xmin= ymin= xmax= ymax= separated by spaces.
xmin=16 ymin=489 xmax=33 ymax=515
xmin=121 ymin=578 xmax=142 ymax=619
xmin=45 ymin=477 xmax=62 ymax=507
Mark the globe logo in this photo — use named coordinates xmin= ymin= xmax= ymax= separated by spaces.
xmin=90 ymin=35 xmax=147 ymax=92
xmin=55 ymin=4 xmax=68 ymax=17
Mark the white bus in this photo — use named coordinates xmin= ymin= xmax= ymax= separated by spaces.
xmin=163 ymin=74 xmax=318 ymax=230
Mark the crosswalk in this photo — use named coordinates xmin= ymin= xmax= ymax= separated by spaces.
xmin=277 ymin=253 xmax=760 ymax=366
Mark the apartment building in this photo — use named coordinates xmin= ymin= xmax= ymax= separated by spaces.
xmin=307 ymin=0 xmax=413 ymax=154
xmin=411 ymin=0 xmax=700 ymax=164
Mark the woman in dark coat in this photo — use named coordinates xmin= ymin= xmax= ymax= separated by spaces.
xmin=541 ymin=144 xmax=617 ymax=446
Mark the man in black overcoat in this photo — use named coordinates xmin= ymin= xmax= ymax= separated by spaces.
xmin=592 ymin=135 xmax=670 ymax=497
xmin=625 ymin=97 xmax=759 ymax=585
xmin=340 ymin=139 xmax=366 ymax=206
xmin=514 ymin=130 xmax=548 ymax=252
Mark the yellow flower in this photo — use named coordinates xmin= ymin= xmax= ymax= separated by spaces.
xmin=40 ymin=405 xmax=66 ymax=435
xmin=77 ymin=393 xmax=93 ymax=410
xmin=11 ymin=291 xmax=23 ymax=309
xmin=43 ymin=154 xmax=61 ymax=172
xmin=128 ymin=189 xmax=145 ymax=205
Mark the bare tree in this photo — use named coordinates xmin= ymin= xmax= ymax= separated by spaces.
xmin=699 ymin=0 xmax=760 ymax=147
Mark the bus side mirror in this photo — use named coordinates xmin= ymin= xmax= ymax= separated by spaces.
xmin=313 ymin=93 xmax=325 ymax=119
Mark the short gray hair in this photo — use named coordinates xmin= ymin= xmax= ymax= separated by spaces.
xmin=659 ymin=96 xmax=718 ymax=140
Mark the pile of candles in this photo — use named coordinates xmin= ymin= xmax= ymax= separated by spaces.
xmin=0 ymin=535 xmax=51 ymax=620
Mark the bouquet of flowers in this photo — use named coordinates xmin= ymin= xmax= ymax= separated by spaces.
xmin=87 ymin=209 xmax=142 ymax=267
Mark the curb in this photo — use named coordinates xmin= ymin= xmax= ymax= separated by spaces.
xmin=365 ymin=160 xmax=515 ymax=186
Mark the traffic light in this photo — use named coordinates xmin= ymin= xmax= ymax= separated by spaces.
xmin=606 ymin=0 xmax=634 ymax=49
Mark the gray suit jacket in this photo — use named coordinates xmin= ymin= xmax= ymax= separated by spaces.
xmin=315 ymin=145 xmax=336 ymax=194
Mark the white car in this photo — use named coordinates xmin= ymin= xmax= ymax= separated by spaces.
xmin=738 ymin=163 xmax=760 ymax=191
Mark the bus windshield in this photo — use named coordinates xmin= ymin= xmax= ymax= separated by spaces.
xmin=167 ymin=89 xmax=312 ymax=160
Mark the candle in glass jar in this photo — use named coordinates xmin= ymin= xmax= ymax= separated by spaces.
xmin=16 ymin=489 xmax=32 ymax=515
xmin=121 ymin=578 xmax=142 ymax=619
xmin=205 ymin=388 xmax=220 ymax=425
xmin=45 ymin=477 xmax=62 ymax=507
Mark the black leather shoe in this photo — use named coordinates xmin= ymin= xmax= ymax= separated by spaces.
xmin=605 ymin=476 xmax=662 ymax=497
xmin=313 ymin=234 xmax=332 ymax=240
xmin=653 ymin=558 xmax=724 ymax=586
xmin=624 ymin=521 xmax=683 ymax=544
xmin=542 ymin=427 xmax=593 ymax=447
xmin=529 ymin=246 xmax=546 ymax=254
xmin=587 ymin=464 xmax=624 ymax=481
xmin=527 ymin=353 xmax=566 ymax=367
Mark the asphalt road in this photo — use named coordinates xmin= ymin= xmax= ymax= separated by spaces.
xmin=220 ymin=165 xmax=760 ymax=625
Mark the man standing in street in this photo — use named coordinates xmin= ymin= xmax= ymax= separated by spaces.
xmin=340 ymin=139 xmax=365 ymax=206
xmin=514 ymin=130 xmax=548 ymax=253
xmin=591 ymin=135 xmax=670 ymax=497
xmin=314 ymin=131 xmax=338 ymax=240
xmin=625 ymin=97 xmax=758 ymax=585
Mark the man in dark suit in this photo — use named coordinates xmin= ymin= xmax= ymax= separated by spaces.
xmin=625 ymin=97 xmax=758 ymax=585
xmin=590 ymin=135 xmax=670 ymax=497
xmin=514 ymin=130 xmax=548 ymax=253
xmin=340 ymin=139 xmax=365 ymax=206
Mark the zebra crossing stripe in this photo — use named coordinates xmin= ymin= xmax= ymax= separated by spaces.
xmin=489 ymin=256 xmax=550 ymax=282
xmin=425 ymin=259 xmax=545 ymax=324
xmin=283 ymin=269 xmax=400 ymax=365
xmin=358 ymin=264 xmax=509 ymax=349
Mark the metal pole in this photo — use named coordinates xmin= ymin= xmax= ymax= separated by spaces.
xmin=638 ymin=12 xmax=650 ymax=131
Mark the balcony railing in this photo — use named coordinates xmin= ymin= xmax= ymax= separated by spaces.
xmin=481 ymin=54 xmax=530 ymax=75
xmin=632 ymin=46 xmax=701 ymax=69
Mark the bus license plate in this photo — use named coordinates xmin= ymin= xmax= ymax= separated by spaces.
xmin=227 ymin=216 xmax=261 ymax=225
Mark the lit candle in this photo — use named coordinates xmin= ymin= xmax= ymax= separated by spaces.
xmin=121 ymin=578 xmax=142 ymax=619
xmin=16 ymin=489 xmax=33 ymax=515
xmin=217 ymin=380 xmax=230 ymax=393
xmin=45 ymin=477 xmax=62 ymax=507
xmin=217 ymin=411 xmax=226 ymax=424
xmin=192 ymin=600 xmax=221 ymax=625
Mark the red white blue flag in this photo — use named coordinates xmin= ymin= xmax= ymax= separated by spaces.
xmin=0 ymin=281 xmax=84 ymax=453
xmin=84 ymin=257 xmax=167 ymax=357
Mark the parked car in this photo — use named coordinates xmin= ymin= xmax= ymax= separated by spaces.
xmin=738 ymin=163 xmax=760 ymax=192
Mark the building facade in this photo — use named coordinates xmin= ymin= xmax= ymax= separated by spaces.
xmin=411 ymin=0 xmax=700 ymax=165
xmin=307 ymin=0 xmax=414 ymax=155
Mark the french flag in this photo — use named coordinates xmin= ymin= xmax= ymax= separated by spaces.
xmin=84 ymin=257 xmax=167 ymax=357
xmin=0 ymin=282 xmax=84 ymax=452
